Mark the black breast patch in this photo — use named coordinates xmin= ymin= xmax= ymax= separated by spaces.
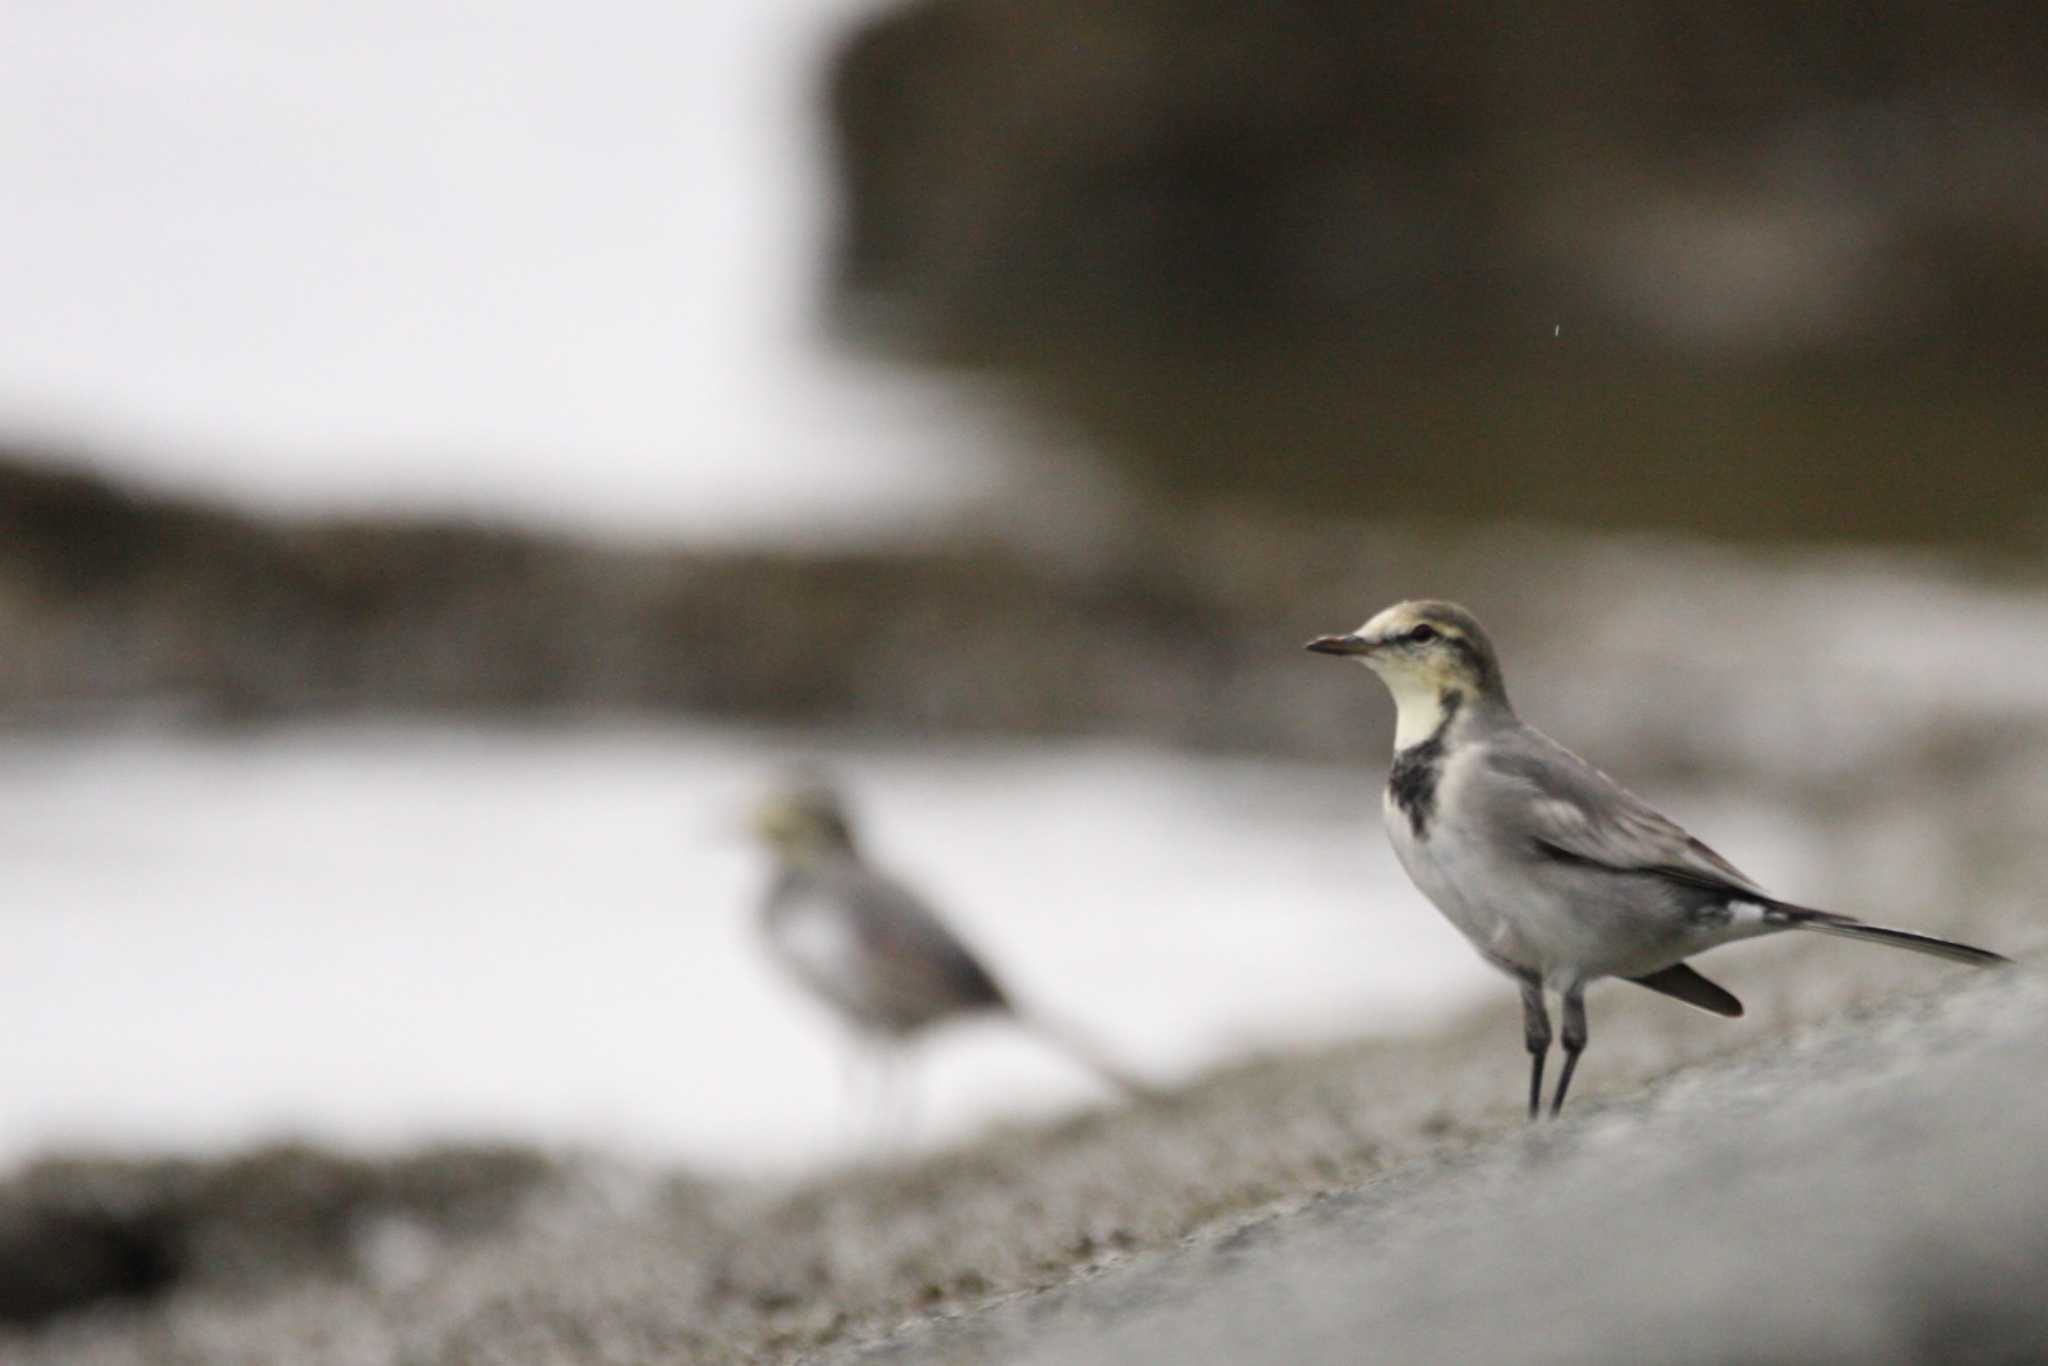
xmin=1388 ymin=690 xmax=1461 ymax=839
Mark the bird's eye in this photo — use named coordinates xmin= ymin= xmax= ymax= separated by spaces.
xmin=1407 ymin=624 xmax=1439 ymax=643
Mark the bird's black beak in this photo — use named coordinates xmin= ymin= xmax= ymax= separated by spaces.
xmin=1306 ymin=633 xmax=1373 ymax=656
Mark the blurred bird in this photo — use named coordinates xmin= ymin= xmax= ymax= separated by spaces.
xmin=1308 ymin=599 xmax=2009 ymax=1119
xmin=748 ymin=779 xmax=1154 ymax=1123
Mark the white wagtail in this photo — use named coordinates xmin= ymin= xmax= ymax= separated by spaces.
xmin=749 ymin=779 xmax=1154 ymax=1105
xmin=1308 ymin=599 xmax=2010 ymax=1119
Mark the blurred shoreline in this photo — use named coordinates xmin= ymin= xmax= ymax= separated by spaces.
xmin=5 ymin=446 xmax=2046 ymax=778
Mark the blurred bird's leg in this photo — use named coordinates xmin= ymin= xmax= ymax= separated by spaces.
xmin=839 ymin=1038 xmax=892 ymax=1151
xmin=1519 ymin=974 xmax=1551 ymax=1122
xmin=1550 ymin=984 xmax=1588 ymax=1118
xmin=872 ymin=1044 xmax=917 ymax=1153
xmin=838 ymin=1043 xmax=871 ymax=1148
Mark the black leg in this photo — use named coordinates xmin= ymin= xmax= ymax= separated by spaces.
xmin=1519 ymin=977 xmax=1551 ymax=1122
xmin=1551 ymin=984 xmax=1588 ymax=1117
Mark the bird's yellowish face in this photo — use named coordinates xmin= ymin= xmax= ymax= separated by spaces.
xmin=1307 ymin=599 xmax=1505 ymax=743
xmin=748 ymin=786 xmax=855 ymax=862
xmin=1310 ymin=601 xmax=1485 ymax=687
xmin=1364 ymin=602 xmax=1489 ymax=690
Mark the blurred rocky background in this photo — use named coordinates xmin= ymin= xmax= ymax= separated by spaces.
xmin=3 ymin=0 xmax=2048 ymax=1361
xmin=827 ymin=0 xmax=2048 ymax=547
xmin=4 ymin=1 xmax=2045 ymax=742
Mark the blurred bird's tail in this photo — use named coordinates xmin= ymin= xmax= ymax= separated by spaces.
xmin=1017 ymin=1010 xmax=1163 ymax=1103
xmin=1777 ymin=906 xmax=2011 ymax=968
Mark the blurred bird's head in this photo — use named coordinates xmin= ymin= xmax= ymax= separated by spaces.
xmin=1307 ymin=600 xmax=1509 ymax=739
xmin=749 ymin=779 xmax=858 ymax=863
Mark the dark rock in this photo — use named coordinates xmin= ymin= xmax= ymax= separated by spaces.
xmin=0 ymin=1144 xmax=555 ymax=1328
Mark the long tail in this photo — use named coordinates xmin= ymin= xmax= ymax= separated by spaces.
xmin=1017 ymin=1010 xmax=1163 ymax=1103
xmin=1777 ymin=905 xmax=2011 ymax=968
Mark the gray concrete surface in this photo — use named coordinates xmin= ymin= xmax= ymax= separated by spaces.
xmin=849 ymin=969 xmax=2048 ymax=1365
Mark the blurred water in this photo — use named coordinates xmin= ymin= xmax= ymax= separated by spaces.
xmin=0 ymin=1 xmax=1013 ymax=541
xmin=0 ymin=721 xmax=1830 ymax=1174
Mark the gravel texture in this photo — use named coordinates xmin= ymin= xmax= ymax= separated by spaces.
xmin=852 ymin=968 xmax=2048 ymax=1365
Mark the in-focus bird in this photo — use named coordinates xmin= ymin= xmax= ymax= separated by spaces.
xmin=748 ymin=779 xmax=1153 ymax=1124
xmin=1307 ymin=599 xmax=2009 ymax=1119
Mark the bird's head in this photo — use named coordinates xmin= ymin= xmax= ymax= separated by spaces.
xmin=749 ymin=779 xmax=858 ymax=863
xmin=1307 ymin=600 xmax=1509 ymax=739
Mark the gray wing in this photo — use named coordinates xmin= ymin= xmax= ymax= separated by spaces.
xmin=838 ymin=863 xmax=1010 ymax=1014
xmin=1485 ymin=725 xmax=2008 ymax=981
xmin=766 ymin=859 xmax=1008 ymax=1033
xmin=1484 ymin=726 xmax=1768 ymax=900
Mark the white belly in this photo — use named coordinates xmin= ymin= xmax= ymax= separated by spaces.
xmin=1383 ymin=792 xmax=1732 ymax=989
xmin=1384 ymin=787 xmax=1530 ymax=975
xmin=763 ymin=889 xmax=884 ymax=1028
xmin=768 ymin=895 xmax=863 ymax=988
xmin=1379 ymin=747 xmax=1613 ymax=986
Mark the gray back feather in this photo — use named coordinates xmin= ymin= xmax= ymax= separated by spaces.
xmin=1482 ymin=724 xmax=1766 ymax=898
